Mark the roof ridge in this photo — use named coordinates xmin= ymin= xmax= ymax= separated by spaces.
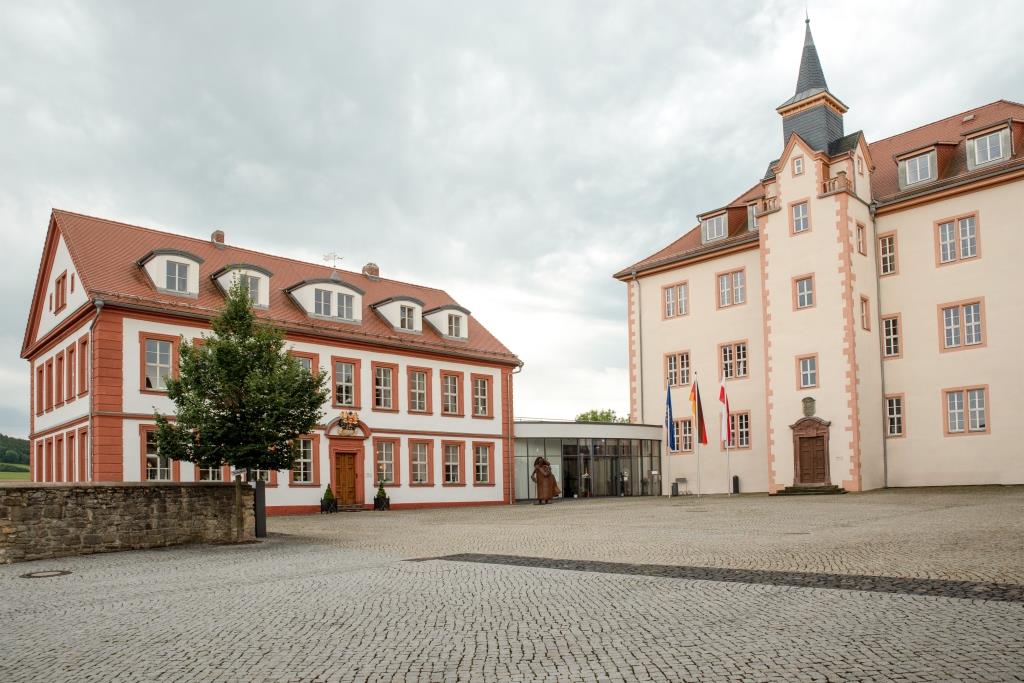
xmin=52 ymin=209 xmax=451 ymax=297
xmin=867 ymin=99 xmax=1024 ymax=147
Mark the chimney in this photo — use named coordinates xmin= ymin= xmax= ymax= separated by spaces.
xmin=362 ymin=262 xmax=380 ymax=280
xmin=211 ymin=230 xmax=225 ymax=248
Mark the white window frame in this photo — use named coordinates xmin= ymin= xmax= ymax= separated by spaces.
xmin=473 ymin=377 xmax=489 ymax=416
xmin=314 ymin=288 xmax=332 ymax=316
xmin=681 ymin=419 xmax=693 ymax=452
xmin=374 ymin=366 xmax=393 ymax=409
xmin=144 ymin=431 xmax=171 ymax=481
xmin=292 ymin=439 xmax=313 ymax=484
xmin=942 ymin=303 xmax=983 ymax=349
xmin=792 ymin=202 xmax=809 ymax=233
xmin=411 ymin=442 xmax=428 ymax=484
xmin=796 ymin=277 xmax=814 ymax=309
xmin=198 ymin=465 xmax=222 ymax=481
xmin=799 ymin=356 xmax=817 ymax=389
xmin=885 ymin=397 xmax=903 ymax=437
xmin=447 ymin=314 xmax=462 ymax=337
xmin=334 ymin=361 xmax=355 ymax=406
xmin=904 ymin=153 xmax=933 ymax=185
xmin=718 ymin=271 xmax=745 ymax=307
xmin=442 ymin=374 xmax=459 ymax=414
xmin=664 ymin=283 xmax=688 ymax=318
xmin=443 ymin=444 xmax=460 ymax=483
xmin=375 ymin=441 xmax=394 ymax=484
xmin=473 ymin=445 xmax=490 ymax=484
xmin=242 ymin=275 xmax=260 ymax=305
xmin=793 ymin=157 xmax=804 ymax=175
xmin=399 ymin=305 xmax=415 ymax=330
xmin=728 ymin=413 xmax=750 ymax=448
xmin=165 ymin=261 xmax=189 ymax=293
xmin=337 ymin=293 xmax=354 ymax=320
xmin=145 ymin=339 xmax=173 ymax=391
xmin=967 ymin=388 xmax=987 ymax=432
xmin=702 ymin=213 xmax=727 ymax=242
xmin=410 ymin=370 xmax=427 ymax=412
xmin=973 ymin=131 xmax=1004 ymax=166
xmin=882 ymin=317 xmax=900 ymax=357
xmin=879 ymin=235 xmax=897 ymax=275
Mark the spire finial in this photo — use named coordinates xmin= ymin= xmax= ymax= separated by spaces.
xmin=805 ymin=5 xmax=810 ymax=24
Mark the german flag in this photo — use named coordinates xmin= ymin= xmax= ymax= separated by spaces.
xmin=689 ymin=378 xmax=709 ymax=445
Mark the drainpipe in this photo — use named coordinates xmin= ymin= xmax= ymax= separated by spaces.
xmin=869 ymin=202 xmax=889 ymax=489
xmin=86 ymin=299 xmax=104 ymax=483
xmin=508 ymin=361 xmax=524 ymax=504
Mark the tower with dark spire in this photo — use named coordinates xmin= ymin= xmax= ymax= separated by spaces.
xmin=776 ymin=17 xmax=847 ymax=152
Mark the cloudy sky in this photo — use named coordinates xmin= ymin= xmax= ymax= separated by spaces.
xmin=1 ymin=1 xmax=1022 ymax=437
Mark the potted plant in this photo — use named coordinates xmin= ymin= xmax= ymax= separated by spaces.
xmin=320 ymin=484 xmax=337 ymax=513
xmin=373 ymin=465 xmax=390 ymax=511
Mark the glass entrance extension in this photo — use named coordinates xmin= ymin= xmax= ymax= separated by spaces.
xmin=513 ymin=425 xmax=663 ymax=501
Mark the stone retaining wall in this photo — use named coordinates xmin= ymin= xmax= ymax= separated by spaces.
xmin=0 ymin=482 xmax=255 ymax=564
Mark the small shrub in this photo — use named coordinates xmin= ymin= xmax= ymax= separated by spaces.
xmin=322 ymin=485 xmax=335 ymax=501
xmin=0 ymin=463 xmax=29 ymax=473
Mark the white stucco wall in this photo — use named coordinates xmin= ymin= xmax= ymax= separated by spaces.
xmin=35 ymin=235 xmax=88 ymax=341
xmin=633 ymin=246 xmax=768 ymax=496
xmin=120 ymin=315 xmax=508 ymax=507
xmin=876 ymin=178 xmax=1024 ymax=486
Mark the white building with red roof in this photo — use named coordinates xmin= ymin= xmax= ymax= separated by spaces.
xmin=23 ymin=211 xmax=521 ymax=512
xmin=615 ymin=20 xmax=1024 ymax=494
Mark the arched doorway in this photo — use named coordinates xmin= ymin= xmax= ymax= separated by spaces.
xmin=790 ymin=416 xmax=831 ymax=486
xmin=324 ymin=415 xmax=371 ymax=507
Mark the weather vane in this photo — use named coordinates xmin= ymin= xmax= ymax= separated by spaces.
xmin=323 ymin=252 xmax=343 ymax=270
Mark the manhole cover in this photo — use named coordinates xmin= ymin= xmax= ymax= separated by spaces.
xmin=20 ymin=570 xmax=72 ymax=579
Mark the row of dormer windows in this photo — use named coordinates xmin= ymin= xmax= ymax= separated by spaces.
xmin=141 ymin=252 xmax=469 ymax=339
xmin=899 ymin=126 xmax=1011 ymax=190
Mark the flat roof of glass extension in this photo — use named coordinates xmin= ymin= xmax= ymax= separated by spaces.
xmin=514 ymin=420 xmax=662 ymax=440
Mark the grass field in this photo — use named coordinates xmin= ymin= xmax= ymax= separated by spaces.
xmin=0 ymin=470 xmax=30 ymax=480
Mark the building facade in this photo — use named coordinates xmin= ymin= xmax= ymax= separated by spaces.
xmin=22 ymin=211 xmax=520 ymax=512
xmin=514 ymin=421 xmax=663 ymax=500
xmin=616 ymin=21 xmax=1024 ymax=494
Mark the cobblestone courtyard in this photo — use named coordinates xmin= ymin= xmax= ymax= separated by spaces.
xmin=3 ymin=488 xmax=1024 ymax=681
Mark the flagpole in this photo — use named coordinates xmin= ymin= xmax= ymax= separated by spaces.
xmin=726 ymin=439 xmax=731 ymax=497
xmin=695 ymin=372 xmax=701 ymax=500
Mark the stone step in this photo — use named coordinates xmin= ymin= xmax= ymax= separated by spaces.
xmin=772 ymin=485 xmax=847 ymax=496
xmin=337 ymin=505 xmax=365 ymax=512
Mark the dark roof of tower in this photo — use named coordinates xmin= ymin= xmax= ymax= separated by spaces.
xmin=778 ymin=19 xmax=835 ymax=109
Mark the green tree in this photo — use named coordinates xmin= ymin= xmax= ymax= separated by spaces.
xmin=155 ymin=280 xmax=330 ymax=474
xmin=575 ymin=409 xmax=629 ymax=424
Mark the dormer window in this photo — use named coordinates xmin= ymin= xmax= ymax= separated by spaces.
xmin=314 ymin=288 xmax=332 ymax=316
xmin=702 ymin=213 xmax=726 ymax=242
xmin=338 ymin=293 xmax=354 ymax=320
xmin=212 ymin=264 xmax=272 ymax=308
xmin=972 ymin=129 xmax=1007 ymax=166
xmin=289 ymin=278 xmax=363 ymax=323
xmin=424 ymin=304 xmax=470 ymax=340
xmin=903 ymin=152 xmax=933 ymax=185
xmin=400 ymin=305 xmax=415 ymax=330
xmin=746 ymin=204 xmax=757 ymax=231
xmin=242 ymin=275 xmax=260 ymax=305
xmin=138 ymin=249 xmax=203 ymax=298
xmin=166 ymin=261 xmax=189 ymax=293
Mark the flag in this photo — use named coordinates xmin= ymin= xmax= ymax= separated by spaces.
xmin=665 ymin=385 xmax=676 ymax=451
xmin=719 ymin=381 xmax=732 ymax=446
xmin=689 ymin=379 xmax=708 ymax=445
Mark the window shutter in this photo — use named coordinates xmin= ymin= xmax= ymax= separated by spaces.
xmin=1000 ymin=127 xmax=1011 ymax=159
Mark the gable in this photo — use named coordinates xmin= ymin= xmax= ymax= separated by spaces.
xmin=22 ymin=216 xmax=90 ymax=355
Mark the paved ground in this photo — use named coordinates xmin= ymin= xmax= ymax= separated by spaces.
xmin=3 ymin=487 xmax=1024 ymax=681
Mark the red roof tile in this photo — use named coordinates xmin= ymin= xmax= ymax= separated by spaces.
xmin=868 ymin=99 xmax=1024 ymax=201
xmin=53 ymin=210 xmax=519 ymax=364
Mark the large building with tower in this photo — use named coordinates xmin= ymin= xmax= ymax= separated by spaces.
xmin=22 ymin=211 xmax=520 ymax=512
xmin=616 ymin=20 xmax=1024 ymax=494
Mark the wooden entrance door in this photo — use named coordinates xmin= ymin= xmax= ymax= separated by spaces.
xmin=797 ymin=436 xmax=827 ymax=484
xmin=335 ymin=454 xmax=357 ymax=504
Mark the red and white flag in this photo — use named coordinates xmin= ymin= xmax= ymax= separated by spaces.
xmin=719 ymin=381 xmax=732 ymax=446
